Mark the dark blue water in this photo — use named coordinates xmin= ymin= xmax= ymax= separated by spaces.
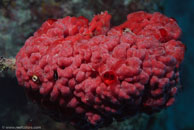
xmin=151 ymin=0 xmax=194 ymax=130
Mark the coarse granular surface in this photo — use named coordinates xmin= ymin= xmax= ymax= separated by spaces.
xmin=15 ymin=11 xmax=185 ymax=129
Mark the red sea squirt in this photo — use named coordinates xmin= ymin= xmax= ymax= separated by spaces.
xmin=16 ymin=11 xmax=185 ymax=129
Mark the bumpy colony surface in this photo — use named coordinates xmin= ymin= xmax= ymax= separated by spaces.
xmin=16 ymin=11 xmax=185 ymax=128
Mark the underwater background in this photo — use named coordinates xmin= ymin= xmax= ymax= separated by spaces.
xmin=0 ymin=0 xmax=193 ymax=130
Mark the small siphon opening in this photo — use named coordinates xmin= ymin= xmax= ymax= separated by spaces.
xmin=102 ymin=71 xmax=117 ymax=85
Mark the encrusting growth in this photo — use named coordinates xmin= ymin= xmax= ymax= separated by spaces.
xmin=0 ymin=57 xmax=15 ymax=77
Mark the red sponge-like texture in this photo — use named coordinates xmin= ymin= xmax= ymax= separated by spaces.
xmin=16 ymin=11 xmax=185 ymax=128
